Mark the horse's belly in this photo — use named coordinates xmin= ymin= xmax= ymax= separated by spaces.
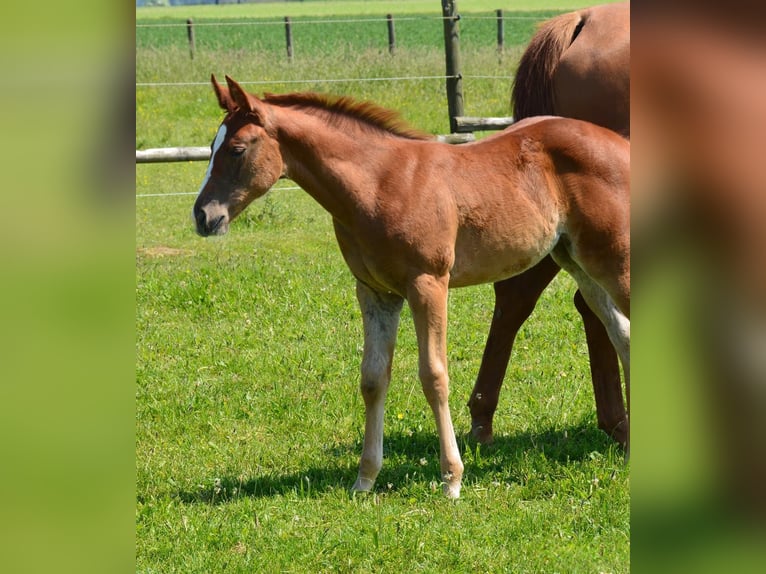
xmin=449 ymin=252 xmax=549 ymax=288
xmin=449 ymin=228 xmax=559 ymax=288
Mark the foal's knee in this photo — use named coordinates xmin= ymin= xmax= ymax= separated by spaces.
xmin=360 ymin=353 xmax=391 ymax=400
xmin=360 ymin=377 xmax=386 ymax=403
xmin=418 ymin=362 xmax=449 ymax=404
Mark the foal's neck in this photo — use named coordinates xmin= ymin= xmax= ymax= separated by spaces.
xmin=275 ymin=106 xmax=398 ymax=224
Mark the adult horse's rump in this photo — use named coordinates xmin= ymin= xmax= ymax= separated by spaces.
xmin=512 ymin=1 xmax=630 ymax=136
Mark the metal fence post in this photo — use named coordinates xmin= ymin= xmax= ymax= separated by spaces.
xmin=285 ymin=17 xmax=293 ymax=62
xmin=496 ymin=9 xmax=504 ymax=54
xmin=186 ymin=19 xmax=195 ymax=60
xmin=387 ymin=14 xmax=396 ymax=56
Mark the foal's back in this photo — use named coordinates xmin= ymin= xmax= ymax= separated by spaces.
xmin=455 ymin=116 xmax=629 ymax=210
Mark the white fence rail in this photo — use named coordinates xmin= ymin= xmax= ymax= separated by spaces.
xmin=136 ymin=147 xmax=211 ymax=163
xmin=136 ymin=133 xmax=476 ymax=164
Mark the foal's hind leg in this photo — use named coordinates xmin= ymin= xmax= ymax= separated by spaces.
xmin=352 ymin=281 xmax=404 ymax=494
xmin=574 ymin=291 xmax=628 ymax=446
xmin=551 ymin=246 xmax=630 ymax=453
xmin=574 ymin=281 xmax=631 ymax=458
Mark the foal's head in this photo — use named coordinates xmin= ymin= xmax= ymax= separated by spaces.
xmin=193 ymin=75 xmax=285 ymax=236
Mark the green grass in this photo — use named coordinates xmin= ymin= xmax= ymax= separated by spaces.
xmin=136 ymin=172 xmax=629 ymax=572
xmin=136 ymin=3 xmax=629 ymax=571
xmin=136 ymin=8 xmax=560 ymax=144
xmin=136 ymin=10 xmax=558 ymax=53
xmin=137 ymin=46 xmax=493 ymax=145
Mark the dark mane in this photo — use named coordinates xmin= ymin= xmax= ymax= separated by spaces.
xmin=262 ymin=92 xmax=433 ymax=141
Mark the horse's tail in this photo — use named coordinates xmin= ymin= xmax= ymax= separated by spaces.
xmin=511 ymin=10 xmax=586 ymax=120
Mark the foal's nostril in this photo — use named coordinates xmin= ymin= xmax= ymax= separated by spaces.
xmin=209 ymin=215 xmax=225 ymax=233
xmin=195 ymin=208 xmax=207 ymax=229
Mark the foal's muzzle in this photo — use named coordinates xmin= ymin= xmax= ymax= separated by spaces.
xmin=193 ymin=204 xmax=229 ymax=237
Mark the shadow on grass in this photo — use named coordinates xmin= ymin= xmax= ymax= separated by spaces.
xmin=174 ymin=418 xmax=622 ymax=504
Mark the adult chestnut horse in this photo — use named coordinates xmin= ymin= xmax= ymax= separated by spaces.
xmin=193 ymin=76 xmax=630 ymax=498
xmin=468 ymin=1 xmax=630 ymax=447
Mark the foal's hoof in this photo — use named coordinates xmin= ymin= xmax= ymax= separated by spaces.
xmin=441 ymin=470 xmax=463 ymax=499
xmin=443 ymin=480 xmax=462 ymax=499
xmin=351 ymin=477 xmax=375 ymax=494
xmin=470 ymin=422 xmax=495 ymax=445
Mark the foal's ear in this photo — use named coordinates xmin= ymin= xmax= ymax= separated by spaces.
xmin=224 ymin=75 xmax=267 ymax=125
xmin=211 ymin=74 xmax=234 ymax=112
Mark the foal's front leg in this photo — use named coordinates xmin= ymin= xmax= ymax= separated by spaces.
xmin=352 ymin=281 xmax=404 ymax=494
xmin=407 ymin=274 xmax=464 ymax=498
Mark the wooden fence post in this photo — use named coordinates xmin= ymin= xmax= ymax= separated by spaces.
xmin=387 ymin=14 xmax=396 ymax=56
xmin=284 ymin=17 xmax=293 ymax=62
xmin=186 ymin=19 xmax=195 ymax=60
xmin=440 ymin=0 xmax=464 ymax=133
xmin=496 ymin=9 xmax=504 ymax=53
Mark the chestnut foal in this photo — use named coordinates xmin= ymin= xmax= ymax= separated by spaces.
xmin=193 ymin=76 xmax=630 ymax=497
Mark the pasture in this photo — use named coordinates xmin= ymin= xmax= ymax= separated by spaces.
xmin=136 ymin=2 xmax=629 ymax=571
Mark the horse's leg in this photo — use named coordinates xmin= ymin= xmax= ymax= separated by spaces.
xmin=468 ymin=256 xmax=561 ymax=444
xmin=469 ymin=256 xmax=627 ymax=446
xmin=407 ymin=273 xmax=464 ymax=498
xmin=575 ymin=282 xmax=630 ymax=459
xmin=573 ymin=291 xmax=628 ymax=446
xmin=552 ymin=244 xmax=631 ymax=456
xmin=351 ymin=280 xmax=404 ymax=494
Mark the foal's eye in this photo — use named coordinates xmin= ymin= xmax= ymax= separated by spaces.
xmin=230 ymin=146 xmax=246 ymax=157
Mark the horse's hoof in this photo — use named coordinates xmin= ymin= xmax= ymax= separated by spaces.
xmin=470 ymin=423 xmax=495 ymax=445
xmin=442 ymin=481 xmax=462 ymax=499
xmin=604 ymin=419 xmax=628 ymax=449
xmin=351 ymin=476 xmax=375 ymax=494
xmin=440 ymin=469 xmax=463 ymax=498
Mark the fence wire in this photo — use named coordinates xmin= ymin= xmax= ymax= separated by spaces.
xmin=137 ymin=16 xmax=450 ymax=28
xmin=136 ymin=186 xmax=302 ymax=199
xmin=136 ymin=14 xmax=543 ymax=29
xmin=137 ymin=74 xmax=460 ymax=88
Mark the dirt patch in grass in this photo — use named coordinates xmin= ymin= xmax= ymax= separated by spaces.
xmin=137 ymin=246 xmax=193 ymax=258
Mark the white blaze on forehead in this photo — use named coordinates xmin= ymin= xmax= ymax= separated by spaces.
xmin=196 ymin=123 xmax=227 ymax=198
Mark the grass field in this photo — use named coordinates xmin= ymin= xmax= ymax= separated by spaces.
xmin=137 ymin=6 xmax=563 ymax=143
xmin=136 ymin=2 xmax=629 ymax=571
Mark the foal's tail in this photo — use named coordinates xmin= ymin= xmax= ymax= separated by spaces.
xmin=511 ymin=9 xmax=586 ymax=120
